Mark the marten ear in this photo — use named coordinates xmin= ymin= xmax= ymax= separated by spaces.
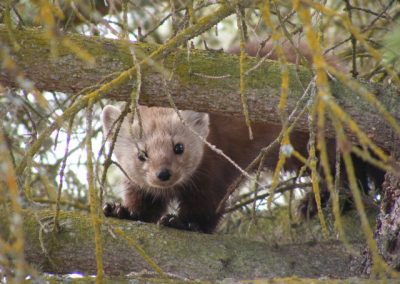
xmin=102 ymin=105 xmax=124 ymax=139
xmin=181 ymin=111 xmax=209 ymax=137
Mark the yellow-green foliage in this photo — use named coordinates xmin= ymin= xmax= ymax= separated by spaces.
xmin=1 ymin=0 xmax=400 ymax=281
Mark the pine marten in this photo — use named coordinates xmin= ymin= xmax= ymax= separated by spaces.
xmin=102 ymin=104 xmax=320 ymax=233
xmin=102 ymin=42 xmax=384 ymax=233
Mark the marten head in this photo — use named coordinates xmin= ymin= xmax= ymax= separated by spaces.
xmin=102 ymin=105 xmax=209 ymax=194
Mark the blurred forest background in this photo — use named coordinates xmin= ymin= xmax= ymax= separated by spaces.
xmin=1 ymin=0 xmax=400 ymax=282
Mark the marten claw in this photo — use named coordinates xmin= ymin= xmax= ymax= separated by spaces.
xmin=159 ymin=214 xmax=201 ymax=232
xmin=103 ymin=202 xmax=139 ymax=221
xmin=159 ymin=214 xmax=184 ymax=229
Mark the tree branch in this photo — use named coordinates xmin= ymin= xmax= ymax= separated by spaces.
xmin=0 ymin=209 xmax=360 ymax=279
xmin=0 ymin=25 xmax=399 ymax=151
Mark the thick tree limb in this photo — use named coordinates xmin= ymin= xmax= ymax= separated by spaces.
xmin=0 ymin=26 xmax=399 ymax=151
xmin=0 ymin=209 xmax=360 ymax=279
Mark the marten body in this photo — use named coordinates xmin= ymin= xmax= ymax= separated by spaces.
xmin=102 ymin=105 xmax=316 ymax=233
xmin=102 ymin=42 xmax=383 ymax=233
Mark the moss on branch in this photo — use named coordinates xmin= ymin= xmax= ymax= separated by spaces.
xmin=0 ymin=25 xmax=399 ymax=153
xmin=0 ymin=209 xmax=361 ymax=280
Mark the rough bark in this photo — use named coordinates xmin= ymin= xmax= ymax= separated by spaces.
xmin=373 ymin=136 xmax=400 ymax=271
xmin=0 ymin=209 xmax=361 ymax=280
xmin=0 ymin=26 xmax=399 ymax=152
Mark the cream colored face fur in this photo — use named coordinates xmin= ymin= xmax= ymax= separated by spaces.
xmin=102 ymin=105 xmax=209 ymax=193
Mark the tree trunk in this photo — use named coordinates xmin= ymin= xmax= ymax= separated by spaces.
xmin=373 ymin=136 xmax=400 ymax=271
xmin=0 ymin=26 xmax=398 ymax=152
xmin=0 ymin=209 xmax=361 ymax=280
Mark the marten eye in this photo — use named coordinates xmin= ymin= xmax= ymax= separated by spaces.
xmin=138 ymin=150 xmax=148 ymax=162
xmin=174 ymin=143 xmax=184 ymax=155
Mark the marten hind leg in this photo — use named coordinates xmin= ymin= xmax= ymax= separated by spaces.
xmin=295 ymin=152 xmax=384 ymax=219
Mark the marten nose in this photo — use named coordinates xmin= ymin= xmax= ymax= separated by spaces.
xmin=157 ymin=169 xmax=171 ymax=181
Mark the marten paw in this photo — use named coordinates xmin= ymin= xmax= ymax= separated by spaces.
xmin=296 ymin=196 xmax=318 ymax=220
xmin=159 ymin=214 xmax=201 ymax=232
xmin=103 ymin=202 xmax=139 ymax=220
xmin=159 ymin=214 xmax=186 ymax=229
